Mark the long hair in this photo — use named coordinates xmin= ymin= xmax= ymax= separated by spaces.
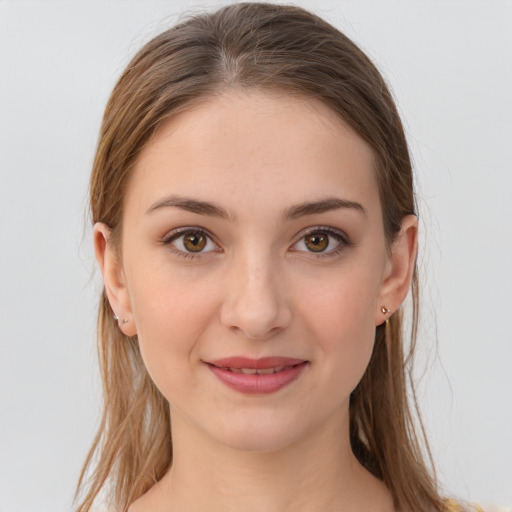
xmin=76 ymin=3 xmax=445 ymax=511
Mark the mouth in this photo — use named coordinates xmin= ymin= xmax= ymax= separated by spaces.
xmin=206 ymin=357 xmax=309 ymax=394
xmin=213 ymin=365 xmax=297 ymax=375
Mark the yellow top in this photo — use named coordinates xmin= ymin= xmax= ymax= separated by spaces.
xmin=445 ymin=500 xmax=485 ymax=512
xmin=445 ymin=499 xmax=512 ymax=512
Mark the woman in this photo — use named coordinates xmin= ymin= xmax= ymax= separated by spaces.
xmin=75 ymin=3 xmax=482 ymax=511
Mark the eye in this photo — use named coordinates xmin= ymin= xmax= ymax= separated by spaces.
xmin=163 ymin=228 xmax=219 ymax=255
xmin=303 ymin=233 xmax=330 ymax=252
xmin=291 ymin=227 xmax=348 ymax=255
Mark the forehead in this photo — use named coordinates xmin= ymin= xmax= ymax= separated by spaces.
xmin=126 ymin=90 xmax=379 ymax=220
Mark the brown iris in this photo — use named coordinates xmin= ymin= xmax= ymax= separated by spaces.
xmin=304 ymin=233 xmax=329 ymax=252
xmin=183 ymin=232 xmax=207 ymax=252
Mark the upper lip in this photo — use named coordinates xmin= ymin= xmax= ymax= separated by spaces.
xmin=207 ymin=356 xmax=307 ymax=369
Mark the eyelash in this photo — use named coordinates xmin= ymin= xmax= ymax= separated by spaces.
xmin=291 ymin=226 xmax=351 ymax=258
xmin=161 ymin=227 xmax=220 ymax=260
xmin=160 ymin=225 xmax=351 ymax=259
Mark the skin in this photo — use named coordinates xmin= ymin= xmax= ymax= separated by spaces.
xmin=94 ymin=90 xmax=417 ymax=512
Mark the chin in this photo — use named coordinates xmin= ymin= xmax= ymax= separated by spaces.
xmin=220 ymin=429 xmax=304 ymax=453
xmin=210 ymin=409 xmax=317 ymax=454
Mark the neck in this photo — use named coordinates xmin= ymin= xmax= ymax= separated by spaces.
xmin=131 ymin=407 xmax=394 ymax=512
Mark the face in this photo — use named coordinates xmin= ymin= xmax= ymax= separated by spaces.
xmin=96 ymin=91 xmax=416 ymax=453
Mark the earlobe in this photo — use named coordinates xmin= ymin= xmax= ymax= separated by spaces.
xmin=93 ymin=222 xmax=137 ymax=336
xmin=375 ymin=215 xmax=418 ymax=325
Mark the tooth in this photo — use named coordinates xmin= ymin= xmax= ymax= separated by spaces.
xmin=257 ymin=368 xmax=275 ymax=375
xmin=240 ymin=368 xmax=258 ymax=375
xmin=230 ymin=368 xmax=243 ymax=374
xmin=273 ymin=366 xmax=284 ymax=373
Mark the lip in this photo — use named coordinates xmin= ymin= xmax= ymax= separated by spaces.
xmin=206 ymin=357 xmax=308 ymax=395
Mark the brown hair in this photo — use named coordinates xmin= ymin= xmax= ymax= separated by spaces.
xmin=76 ymin=3 xmax=445 ymax=511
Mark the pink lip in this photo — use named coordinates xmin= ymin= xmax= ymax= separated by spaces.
xmin=206 ymin=357 xmax=308 ymax=395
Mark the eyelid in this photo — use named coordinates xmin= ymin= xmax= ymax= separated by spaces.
xmin=299 ymin=225 xmax=350 ymax=243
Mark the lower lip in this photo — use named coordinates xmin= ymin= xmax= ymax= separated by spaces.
xmin=208 ymin=362 xmax=308 ymax=395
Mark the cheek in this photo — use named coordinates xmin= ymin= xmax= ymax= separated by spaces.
xmin=126 ymin=265 xmax=220 ymax=397
xmin=129 ymin=256 xmax=217 ymax=338
xmin=297 ymin=266 xmax=380 ymax=387
xmin=300 ymin=261 xmax=380 ymax=331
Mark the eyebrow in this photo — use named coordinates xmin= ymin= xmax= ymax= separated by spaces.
xmin=284 ymin=197 xmax=367 ymax=219
xmin=145 ymin=195 xmax=234 ymax=220
xmin=145 ymin=194 xmax=366 ymax=220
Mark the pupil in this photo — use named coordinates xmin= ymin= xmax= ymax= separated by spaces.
xmin=184 ymin=233 xmax=206 ymax=252
xmin=306 ymin=234 xmax=328 ymax=252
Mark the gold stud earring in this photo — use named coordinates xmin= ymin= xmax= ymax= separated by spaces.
xmin=380 ymin=306 xmax=391 ymax=326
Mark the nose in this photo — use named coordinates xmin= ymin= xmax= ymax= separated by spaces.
xmin=220 ymin=253 xmax=292 ymax=341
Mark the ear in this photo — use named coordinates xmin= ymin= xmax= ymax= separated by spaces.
xmin=375 ymin=215 xmax=418 ymax=325
xmin=93 ymin=222 xmax=137 ymax=336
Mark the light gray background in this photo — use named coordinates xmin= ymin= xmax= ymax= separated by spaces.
xmin=0 ymin=1 xmax=511 ymax=511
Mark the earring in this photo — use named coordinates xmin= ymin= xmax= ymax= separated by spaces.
xmin=113 ymin=314 xmax=128 ymax=325
xmin=380 ymin=306 xmax=391 ymax=326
